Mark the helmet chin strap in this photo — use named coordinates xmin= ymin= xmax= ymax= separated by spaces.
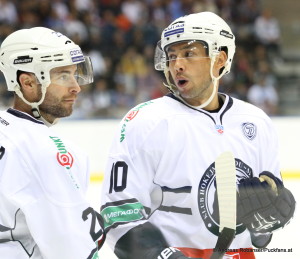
xmin=164 ymin=54 xmax=221 ymax=109
xmin=14 ymin=84 xmax=58 ymax=126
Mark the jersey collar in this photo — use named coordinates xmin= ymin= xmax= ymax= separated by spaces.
xmin=166 ymin=93 xmax=233 ymax=124
xmin=7 ymin=108 xmax=45 ymax=125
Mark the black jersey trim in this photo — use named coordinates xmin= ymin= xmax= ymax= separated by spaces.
xmin=157 ymin=205 xmax=192 ymax=215
xmin=161 ymin=186 xmax=192 ymax=193
xmin=220 ymin=96 xmax=233 ymax=124
xmin=0 ymin=208 xmax=35 ymax=257
xmin=87 ymin=247 xmax=98 ymax=259
xmin=7 ymin=108 xmax=44 ymax=125
xmin=166 ymin=93 xmax=216 ymax=124
xmin=166 ymin=93 xmax=234 ymax=125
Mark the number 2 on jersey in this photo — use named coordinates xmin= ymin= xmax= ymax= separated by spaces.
xmin=109 ymin=161 xmax=128 ymax=193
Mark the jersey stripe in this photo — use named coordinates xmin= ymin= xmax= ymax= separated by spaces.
xmin=157 ymin=205 xmax=192 ymax=215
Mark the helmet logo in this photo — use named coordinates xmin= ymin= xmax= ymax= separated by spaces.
xmin=70 ymin=49 xmax=82 ymax=56
xmin=220 ymin=30 xmax=233 ymax=39
xmin=70 ymin=49 xmax=84 ymax=63
xmin=14 ymin=55 xmax=33 ymax=64
xmin=164 ymin=23 xmax=184 ymax=38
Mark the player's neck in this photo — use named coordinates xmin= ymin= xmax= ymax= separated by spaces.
xmin=13 ymin=99 xmax=35 ymax=118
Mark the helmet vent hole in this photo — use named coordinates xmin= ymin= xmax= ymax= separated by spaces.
xmin=65 ymin=40 xmax=72 ymax=44
xmin=31 ymin=47 xmax=38 ymax=50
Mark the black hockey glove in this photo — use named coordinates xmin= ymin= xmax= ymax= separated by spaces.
xmin=115 ymin=222 xmax=203 ymax=259
xmin=237 ymin=171 xmax=295 ymax=234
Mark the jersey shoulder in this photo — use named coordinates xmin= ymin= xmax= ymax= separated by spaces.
xmin=231 ymin=97 xmax=272 ymax=121
xmin=0 ymin=110 xmax=89 ymax=205
xmin=112 ymin=96 xmax=184 ymax=154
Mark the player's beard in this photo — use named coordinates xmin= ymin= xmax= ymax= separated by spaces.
xmin=39 ymin=90 xmax=75 ymax=119
xmin=179 ymin=76 xmax=212 ymax=104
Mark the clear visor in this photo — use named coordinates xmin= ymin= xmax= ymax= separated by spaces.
xmin=154 ymin=40 xmax=166 ymax=71
xmin=154 ymin=40 xmax=209 ymax=71
xmin=50 ymin=56 xmax=93 ymax=87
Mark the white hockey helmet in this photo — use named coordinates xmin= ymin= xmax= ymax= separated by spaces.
xmin=0 ymin=27 xmax=93 ymax=117
xmin=155 ymin=11 xmax=235 ymax=77
xmin=154 ymin=12 xmax=235 ymax=108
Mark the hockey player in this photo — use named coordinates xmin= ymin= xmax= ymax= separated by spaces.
xmin=0 ymin=27 xmax=105 ymax=258
xmin=100 ymin=12 xmax=295 ymax=259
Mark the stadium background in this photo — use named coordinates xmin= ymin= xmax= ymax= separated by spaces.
xmin=0 ymin=0 xmax=299 ymax=258
xmin=0 ymin=0 xmax=300 ymax=117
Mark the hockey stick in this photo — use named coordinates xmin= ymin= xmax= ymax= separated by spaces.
xmin=210 ymin=151 xmax=236 ymax=259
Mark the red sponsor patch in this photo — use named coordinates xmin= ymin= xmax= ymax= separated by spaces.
xmin=57 ymin=152 xmax=74 ymax=169
xmin=125 ymin=110 xmax=139 ymax=121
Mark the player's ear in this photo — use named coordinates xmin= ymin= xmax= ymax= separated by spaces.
xmin=216 ymin=51 xmax=227 ymax=67
xmin=213 ymin=51 xmax=227 ymax=77
xmin=18 ymin=73 xmax=36 ymax=92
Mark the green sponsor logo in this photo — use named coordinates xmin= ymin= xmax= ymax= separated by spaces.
xmin=101 ymin=202 xmax=145 ymax=229
xmin=120 ymin=100 xmax=154 ymax=142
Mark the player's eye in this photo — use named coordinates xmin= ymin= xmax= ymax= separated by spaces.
xmin=59 ymin=74 xmax=69 ymax=81
xmin=185 ymin=51 xmax=194 ymax=58
xmin=168 ymin=54 xmax=177 ymax=61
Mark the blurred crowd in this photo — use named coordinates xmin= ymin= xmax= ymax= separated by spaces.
xmin=0 ymin=0 xmax=282 ymax=118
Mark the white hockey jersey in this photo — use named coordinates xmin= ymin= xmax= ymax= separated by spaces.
xmin=101 ymin=94 xmax=281 ymax=259
xmin=0 ymin=109 xmax=103 ymax=259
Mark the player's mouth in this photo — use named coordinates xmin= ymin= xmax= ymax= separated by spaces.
xmin=63 ymin=97 xmax=77 ymax=103
xmin=176 ymin=77 xmax=189 ymax=88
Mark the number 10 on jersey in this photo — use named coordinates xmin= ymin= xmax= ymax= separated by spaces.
xmin=109 ymin=161 xmax=128 ymax=193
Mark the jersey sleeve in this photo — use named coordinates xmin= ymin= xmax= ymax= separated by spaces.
xmin=100 ymin=113 xmax=168 ymax=250
xmin=258 ymin=115 xmax=281 ymax=179
xmin=0 ymin=139 xmax=102 ymax=259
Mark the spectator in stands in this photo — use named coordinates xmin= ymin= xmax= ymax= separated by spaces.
xmin=254 ymin=8 xmax=281 ymax=59
xmin=0 ymin=0 xmax=284 ymax=117
xmin=0 ymin=0 xmax=18 ymax=24
xmin=247 ymin=73 xmax=279 ymax=115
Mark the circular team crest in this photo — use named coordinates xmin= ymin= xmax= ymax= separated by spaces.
xmin=242 ymin=122 xmax=256 ymax=140
xmin=198 ymin=159 xmax=253 ymax=236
